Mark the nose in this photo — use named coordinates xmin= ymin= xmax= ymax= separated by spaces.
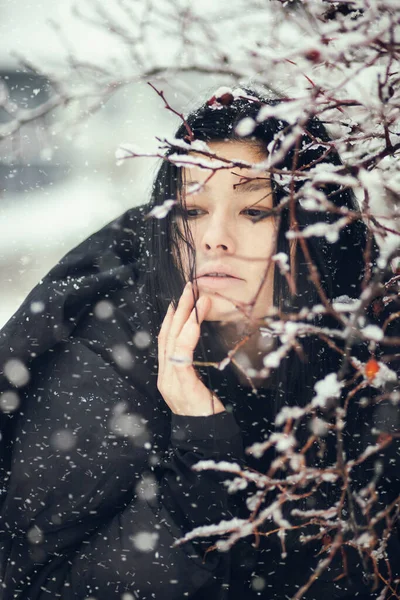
xmin=201 ymin=213 xmax=236 ymax=254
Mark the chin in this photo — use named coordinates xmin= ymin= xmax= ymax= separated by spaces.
xmin=203 ymin=297 xmax=244 ymax=322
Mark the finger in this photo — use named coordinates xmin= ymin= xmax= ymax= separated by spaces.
xmin=191 ymin=294 xmax=211 ymax=326
xmin=159 ymin=302 xmax=175 ymax=338
xmin=172 ymin=297 xmax=211 ymax=396
xmin=166 ymin=282 xmax=196 ymax=356
xmin=183 ymin=294 xmax=211 ymax=332
xmin=158 ymin=302 xmax=175 ymax=377
xmin=158 ymin=302 xmax=175 ymax=349
xmin=172 ymin=296 xmax=211 ymax=365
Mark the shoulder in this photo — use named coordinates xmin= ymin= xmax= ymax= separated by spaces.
xmin=0 ymin=204 xmax=148 ymax=375
xmin=0 ymin=201 xmax=167 ymax=480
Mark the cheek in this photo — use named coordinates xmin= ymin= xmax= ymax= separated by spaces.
xmin=189 ymin=219 xmax=203 ymax=243
xmin=245 ymin=223 xmax=276 ymax=288
xmin=245 ymin=221 xmax=277 ymax=260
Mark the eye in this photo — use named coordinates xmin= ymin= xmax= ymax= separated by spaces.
xmin=242 ymin=207 xmax=273 ymax=222
xmin=183 ymin=207 xmax=206 ymax=219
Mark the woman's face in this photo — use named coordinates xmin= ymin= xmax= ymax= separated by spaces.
xmin=178 ymin=141 xmax=276 ymax=322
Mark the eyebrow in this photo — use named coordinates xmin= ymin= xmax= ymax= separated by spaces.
xmin=183 ymin=178 xmax=270 ymax=193
xmin=233 ymin=178 xmax=270 ymax=192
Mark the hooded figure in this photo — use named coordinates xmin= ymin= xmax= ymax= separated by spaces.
xmin=0 ymin=91 xmax=399 ymax=600
xmin=0 ymin=205 xmax=245 ymax=599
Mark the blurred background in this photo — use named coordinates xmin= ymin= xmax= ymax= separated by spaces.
xmin=0 ymin=0 xmax=234 ymax=327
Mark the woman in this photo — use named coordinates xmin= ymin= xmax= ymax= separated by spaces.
xmin=0 ymin=89 xmax=398 ymax=600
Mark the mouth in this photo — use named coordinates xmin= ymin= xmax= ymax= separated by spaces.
xmin=196 ymin=273 xmax=244 ymax=289
xmin=200 ymin=273 xmax=238 ymax=278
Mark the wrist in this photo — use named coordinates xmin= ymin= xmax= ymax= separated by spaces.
xmin=172 ymin=405 xmax=226 ymax=417
xmin=171 ymin=394 xmax=225 ymax=417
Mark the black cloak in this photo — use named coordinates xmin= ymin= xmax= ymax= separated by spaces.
xmin=0 ymin=206 xmax=398 ymax=600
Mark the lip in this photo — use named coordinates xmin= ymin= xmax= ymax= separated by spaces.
xmin=196 ymin=276 xmax=244 ymax=289
xmin=196 ymin=264 xmax=244 ymax=280
xmin=195 ymin=264 xmax=244 ymax=290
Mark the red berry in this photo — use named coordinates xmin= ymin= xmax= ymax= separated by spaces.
xmin=377 ymin=432 xmax=392 ymax=444
xmin=322 ymin=534 xmax=332 ymax=548
xmin=365 ymin=358 xmax=380 ymax=381
xmin=372 ymin=299 xmax=384 ymax=317
xmin=305 ymin=49 xmax=322 ymax=63
xmin=207 ymin=92 xmax=234 ymax=108
xmin=217 ymin=92 xmax=234 ymax=105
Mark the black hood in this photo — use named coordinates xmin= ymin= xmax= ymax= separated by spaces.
xmin=0 ymin=205 xmax=147 ymax=491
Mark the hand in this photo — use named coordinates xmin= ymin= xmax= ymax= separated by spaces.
xmin=157 ymin=282 xmax=226 ymax=416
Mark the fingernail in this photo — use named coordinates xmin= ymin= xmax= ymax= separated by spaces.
xmin=185 ymin=281 xmax=192 ymax=290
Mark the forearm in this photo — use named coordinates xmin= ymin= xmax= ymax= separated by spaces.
xmin=159 ymin=410 xmax=244 ymax=537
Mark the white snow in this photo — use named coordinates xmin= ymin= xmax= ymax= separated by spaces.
xmin=146 ymin=199 xmax=177 ymax=219
xmin=286 ymin=217 xmax=349 ymax=244
xmin=376 ymin=233 xmax=400 ymax=270
xmin=174 ymin=517 xmax=248 ymax=545
xmin=192 ymin=459 xmax=242 ymax=474
xmin=130 ymin=531 xmax=159 ymax=552
xmin=275 ymin=406 xmax=306 ymax=426
xmin=224 ymin=477 xmax=248 ymax=493
xmin=309 ymin=417 xmax=329 ymax=437
xmin=168 ymin=153 xmax=231 ymax=170
xmin=3 ymin=359 xmax=30 ymax=387
xmin=263 ymin=343 xmax=291 ymax=369
xmin=94 ymin=300 xmax=114 ymax=320
xmin=321 ymin=472 xmax=338 ymax=483
xmin=26 ymin=526 xmax=44 ymax=545
xmin=213 ymin=86 xmax=233 ymax=98
xmin=163 ymin=137 xmax=210 ymax=153
xmin=361 ymin=324 xmax=384 ymax=342
xmin=30 ymin=301 xmax=45 ymax=314
xmin=111 ymin=344 xmax=135 ymax=370
xmin=332 ymin=296 xmax=360 ymax=313
xmin=272 ymin=252 xmax=290 ymax=274
xmin=356 ymin=533 xmax=374 ymax=549
xmin=133 ymin=330 xmax=152 ymax=349
xmin=291 ymin=506 xmax=338 ymax=519
xmin=50 ymin=429 xmax=77 ymax=451
xmin=312 ymin=373 xmax=343 ymax=408
xmin=0 ymin=391 xmax=20 ymax=413
xmin=135 ymin=474 xmax=158 ymax=503
xmin=109 ymin=408 xmax=147 ymax=440
xmin=271 ymin=432 xmax=296 ymax=453
xmin=235 ymin=117 xmax=256 ymax=137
